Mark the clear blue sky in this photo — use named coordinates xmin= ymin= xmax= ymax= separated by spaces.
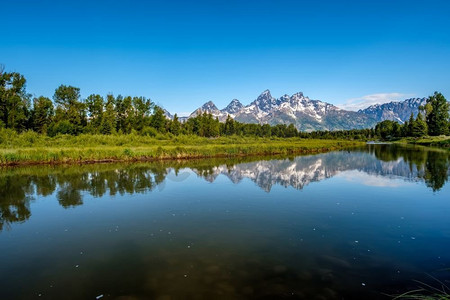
xmin=1 ymin=0 xmax=449 ymax=115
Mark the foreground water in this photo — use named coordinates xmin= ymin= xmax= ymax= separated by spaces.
xmin=0 ymin=144 xmax=449 ymax=299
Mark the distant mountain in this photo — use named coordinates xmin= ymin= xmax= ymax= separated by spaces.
xmin=190 ymin=149 xmax=434 ymax=192
xmin=184 ymin=90 xmax=377 ymax=131
xmin=167 ymin=90 xmax=431 ymax=131
xmin=189 ymin=101 xmax=224 ymax=120
xmin=162 ymin=108 xmax=173 ymax=120
xmin=358 ymin=98 xmax=427 ymax=123
xmin=221 ymin=99 xmax=243 ymax=116
xmin=233 ymin=90 xmax=376 ymax=131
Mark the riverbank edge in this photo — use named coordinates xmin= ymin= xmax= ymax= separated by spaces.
xmin=393 ymin=136 xmax=450 ymax=148
xmin=0 ymin=140 xmax=364 ymax=167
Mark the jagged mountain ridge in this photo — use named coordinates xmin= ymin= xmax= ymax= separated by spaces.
xmin=358 ymin=98 xmax=427 ymax=123
xmin=165 ymin=90 xmax=430 ymax=131
xmin=190 ymin=150 xmax=433 ymax=192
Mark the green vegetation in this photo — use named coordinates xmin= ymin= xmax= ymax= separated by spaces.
xmin=1 ymin=66 xmax=448 ymax=165
xmin=374 ymin=92 xmax=449 ymax=143
xmin=2 ymin=144 xmax=448 ymax=231
xmin=0 ymin=66 xmax=377 ymax=139
xmin=391 ymin=274 xmax=450 ymax=300
xmin=0 ymin=130 xmax=363 ymax=165
xmin=395 ymin=136 xmax=450 ymax=148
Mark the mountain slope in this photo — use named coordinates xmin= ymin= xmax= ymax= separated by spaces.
xmin=358 ymin=98 xmax=427 ymax=123
xmin=180 ymin=91 xmax=432 ymax=131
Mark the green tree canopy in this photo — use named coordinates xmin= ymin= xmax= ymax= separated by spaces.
xmin=426 ymin=92 xmax=449 ymax=136
xmin=0 ymin=67 xmax=30 ymax=131
xmin=31 ymin=96 xmax=54 ymax=134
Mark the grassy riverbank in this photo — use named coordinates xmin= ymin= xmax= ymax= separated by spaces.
xmin=394 ymin=135 xmax=450 ymax=148
xmin=0 ymin=131 xmax=364 ymax=166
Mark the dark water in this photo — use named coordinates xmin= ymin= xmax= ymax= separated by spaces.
xmin=0 ymin=144 xmax=449 ymax=299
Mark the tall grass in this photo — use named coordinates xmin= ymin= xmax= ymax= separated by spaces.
xmin=390 ymin=275 xmax=450 ymax=300
xmin=0 ymin=129 xmax=364 ymax=165
xmin=395 ymin=136 xmax=450 ymax=148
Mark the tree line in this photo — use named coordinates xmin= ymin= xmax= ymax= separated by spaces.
xmin=1 ymin=66 xmax=448 ymax=139
xmin=374 ymin=92 xmax=449 ymax=139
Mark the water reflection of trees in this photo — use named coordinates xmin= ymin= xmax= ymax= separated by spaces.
xmin=0 ymin=145 xmax=448 ymax=230
xmin=367 ymin=144 xmax=449 ymax=191
xmin=0 ymin=176 xmax=32 ymax=230
xmin=0 ymin=164 xmax=171 ymax=230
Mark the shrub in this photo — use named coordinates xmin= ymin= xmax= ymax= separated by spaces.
xmin=141 ymin=126 xmax=158 ymax=137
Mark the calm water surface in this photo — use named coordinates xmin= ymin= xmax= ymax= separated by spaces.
xmin=0 ymin=144 xmax=449 ymax=299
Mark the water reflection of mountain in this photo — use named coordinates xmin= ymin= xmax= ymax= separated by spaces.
xmin=193 ymin=145 xmax=449 ymax=192
xmin=0 ymin=145 xmax=448 ymax=230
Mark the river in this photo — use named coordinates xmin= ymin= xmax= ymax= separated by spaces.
xmin=0 ymin=144 xmax=449 ymax=299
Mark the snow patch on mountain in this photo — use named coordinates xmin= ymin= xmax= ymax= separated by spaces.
xmin=179 ymin=90 xmax=430 ymax=130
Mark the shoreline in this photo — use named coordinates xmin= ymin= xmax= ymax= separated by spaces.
xmin=0 ymin=139 xmax=364 ymax=167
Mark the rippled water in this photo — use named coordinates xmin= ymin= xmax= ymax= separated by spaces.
xmin=0 ymin=144 xmax=449 ymax=299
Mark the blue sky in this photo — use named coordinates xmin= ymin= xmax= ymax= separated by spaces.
xmin=1 ymin=0 xmax=449 ymax=115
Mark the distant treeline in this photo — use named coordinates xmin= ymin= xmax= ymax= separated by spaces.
xmin=374 ymin=92 xmax=449 ymax=139
xmin=1 ymin=66 xmax=448 ymax=140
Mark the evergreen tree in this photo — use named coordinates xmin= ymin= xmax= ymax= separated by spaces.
xmin=170 ymin=114 xmax=181 ymax=135
xmin=224 ymin=115 xmax=235 ymax=135
xmin=411 ymin=112 xmax=428 ymax=137
xmin=400 ymin=121 xmax=409 ymax=137
xmin=408 ymin=113 xmax=415 ymax=136
xmin=426 ymin=92 xmax=449 ymax=136
xmin=392 ymin=122 xmax=401 ymax=137
xmin=286 ymin=123 xmax=298 ymax=137
xmin=261 ymin=124 xmax=271 ymax=137
xmin=150 ymin=106 xmax=167 ymax=133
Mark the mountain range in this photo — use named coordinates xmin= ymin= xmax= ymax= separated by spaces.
xmin=190 ymin=149 xmax=444 ymax=192
xmin=164 ymin=90 xmax=428 ymax=131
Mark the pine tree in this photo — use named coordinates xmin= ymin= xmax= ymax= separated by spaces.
xmin=150 ymin=106 xmax=167 ymax=133
xmin=170 ymin=114 xmax=181 ymax=135
xmin=407 ymin=113 xmax=415 ymax=136
xmin=426 ymin=92 xmax=449 ymax=136
xmin=224 ymin=115 xmax=235 ymax=135
xmin=411 ymin=112 xmax=428 ymax=137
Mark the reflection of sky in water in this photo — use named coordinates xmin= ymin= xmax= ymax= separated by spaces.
xmin=335 ymin=170 xmax=416 ymax=187
xmin=0 ymin=145 xmax=449 ymax=299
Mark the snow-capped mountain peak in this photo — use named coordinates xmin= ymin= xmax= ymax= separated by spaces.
xmin=252 ymin=89 xmax=279 ymax=112
xmin=181 ymin=90 xmax=434 ymax=131
xmin=201 ymin=101 xmax=219 ymax=111
xmin=359 ymin=97 xmax=427 ymax=123
xmin=221 ymin=99 xmax=243 ymax=115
